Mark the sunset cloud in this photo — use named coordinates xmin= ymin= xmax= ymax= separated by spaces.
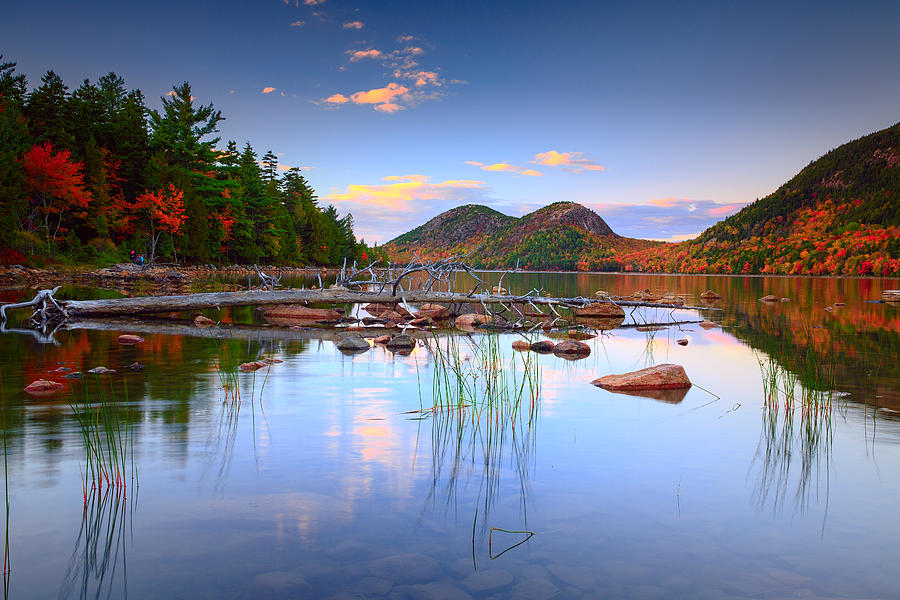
xmin=303 ymin=0 xmax=324 ymax=5
xmin=532 ymin=150 xmax=605 ymax=172
xmin=342 ymin=21 xmax=364 ymax=29
xmin=290 ymin=20 xmax=305 ymax=27
xmin=347 ymin=48 xmax=382 ymax=62
xmin=587 ymin=198 xmax=748 ymax=240
xmin=411 ymin=70 xmax=440 ymax=87
xmin=374 ymin=102 xmax=404 ymax=113
xmin=350 ymin=82 xmax=408 ymax=105
xmin=262 ymin=86 xmax=276 ymax=94
xmin=403 ymin=46 xmax=425 ymax=55
xmin=466 ymin=160 xmax=543 ymax=177
xmin=325 ymin=93 xmax=348 ymax=104
xmin=325 ymin=175 xmax=492 ymax=242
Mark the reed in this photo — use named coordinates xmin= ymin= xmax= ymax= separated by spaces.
xmin=66 ymin=377 xmax=136 ymax=502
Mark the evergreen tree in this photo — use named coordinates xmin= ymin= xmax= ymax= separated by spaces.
xmin=0 ymin=56 xmax=27 ymax=108
xmin=25 ymin=70 xmax=74 ymax=149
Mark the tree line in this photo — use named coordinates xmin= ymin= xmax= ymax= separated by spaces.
xmin=0 ymin=56 xmax=386 ymax=267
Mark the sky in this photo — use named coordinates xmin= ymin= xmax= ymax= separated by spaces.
xmin=3 ymin=0 xmax=900 ymax=243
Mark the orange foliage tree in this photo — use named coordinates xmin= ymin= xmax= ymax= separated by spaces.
xmin=21 ymin=141 xmax=91 ymax=252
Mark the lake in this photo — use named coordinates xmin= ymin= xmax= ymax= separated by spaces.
xmin=2 ymin=272 xmax=900 ymax=599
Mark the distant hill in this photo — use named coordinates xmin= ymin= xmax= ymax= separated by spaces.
xmin=622 ymin=121 xmax=900 ymax=275
xmin=384 ymin=122 xmax=900 ymax=275
xmin=385 ymin=201 xmax=660 ymax=270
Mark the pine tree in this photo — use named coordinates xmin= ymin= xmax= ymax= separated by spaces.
xmin=25 ymin=71 xmax=74 ymax=149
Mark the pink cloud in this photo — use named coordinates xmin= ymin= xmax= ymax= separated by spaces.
xmin=262 ymin=87 xmax=277 ymax=94
xmin=290 ymin=20 xmax=305 ymax=27
xmin=326 ymin=175 xmax=487 ymax=212
xmin=342 ymin=20 xmax=364 ymax=29
xmin=397 ymin=34 xmax=415 ymax=43
xmin=466 ymin=160 xmax=543 ymax=177
xmin=518 ymin=169 xmax=544 ymax=177
xmin=403 ymin=46 xmax=425 ymax=55
xmin=374 ymin=102 xmax=404 ymax=113
xmin=412 ymin=70 xmax=440 ymax=87
xmin=325 ymin=93 xmax=348 ymax=104
xmin=303 ymin=0 xmax=324 ymax=5
xmin=708 ymin=203 xmax=745 ymax=216
xmin=532 ymin=150 xmax=605 ymax=172
xmin=348 ymin=48 xmax=382 ymax=62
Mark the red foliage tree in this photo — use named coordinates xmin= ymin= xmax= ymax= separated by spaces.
xmin=22 ymin=142 xmax=91 ymax=251
xmin=132 ymin=183 xmax=186 ymax=263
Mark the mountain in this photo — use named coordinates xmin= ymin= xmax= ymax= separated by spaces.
xmin=384 ymin=122 xmax=900 ymax=274
xmin=621 ymin=121 xmax=900 ymax=275
xmin=385 ymin=201 xmax=660 ymax=270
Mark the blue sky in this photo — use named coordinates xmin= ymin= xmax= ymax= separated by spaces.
xmin=4 ymin=0 xmax=900 ymax=243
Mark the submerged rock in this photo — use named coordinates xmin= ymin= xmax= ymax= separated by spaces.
xmin=567 ymin=330 xmax=596 ymax=340
xmin=552 ymin=340 xmax=591 ymax=357
xmin=336 ymin=336 xmax=370 ymax=353
xmin=700 ymin=289 xmax=721 ymax=300
xmin=239 ymin=361 xmax=267 ymax=371
xmin=368 ymin=552 xmax=441 ymax=584
xmin=88 ymin=366 xmax=116 ymax=374
xmin=592 ymin=364 xmax=691 ymax=391
xmin=117 ymin=334 xmax=144 ymax=345
xmin=511 ymin=340 xmax=531 ymax=351
xmin=698 ymin=320 xmax=717 ymax=330
xmin=24 ymin=379 xmax=64 ymax=396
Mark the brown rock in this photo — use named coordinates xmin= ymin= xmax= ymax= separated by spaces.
xmin=416 ymin=305 xmax=450 ymax=320
xmin=239 ymin=361 xmax=268 ymax=371
xmin=492 ymin=286 xmax=508 ymax=295
xmin=24 ymin=379 xmax=64 ymax=396
xmin=567 ymin=330 xmax=596 ymax=340
xmin=759 ymin=294 xmax=778 ymax=303
xmin=117 ymin=334 xmax=144 ymax=345
xmin=265 ymin=305 xmax=342 ymax=323
xmin=346 ymin=325 xmax=365 ymax=331
xmin=455 ymin=314 xmax=492 ymax=329
xmin=373 ymin=335 xmax=391 ymax=344
xmin=676 ymin=338 xmax=688 ymax=346
xmin=194 ymin=315 xmax=215 ymax=327
xmin=511 ymin=340 xmax=531 ymax=351
xmin=592 ymin=364 xmax=691 ymax=391
xmin=530 ymin=340 xmax=555 ymax=353
xmin=699 ymin=290 xmax=721 ymax=300
xmin=378 ymin=310 xmax=404 ymax=321
xmin=409 ymin=317 xmax=434 ymax=327
xmin=385 ymin=335 xmax=416 ymax=351
xmin=575 ymin=301 xmax=625 ymax=318
xmin=833 ymin=301 xmax=846 ymax=307
xmin=552 ymin=340 xmax=591 ymax=357
xmin=698 ymin=320 xmax=717 ymax=330
xmin=781 ymin=297 xmax=791 ymax=302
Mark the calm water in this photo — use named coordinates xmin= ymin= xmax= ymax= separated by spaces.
xmin=2 ymin=273 xmax=900 ymax=599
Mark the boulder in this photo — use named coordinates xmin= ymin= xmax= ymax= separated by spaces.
xmin=24 ymin=379 xmax=64 ymax=396
xmin=592 ymin=364 xmax=691 ymax=391
xmin=530 ymin=340 xmax=555 ymax=353
xmin=698 ymin=320 xmax=717 ymax=330
xmin=386 ymin=335 xmax=416 ymax=351
xmin=455 ymin=314 xmax=492 ymax=329
xmin=676 ymin=338 xmax=689 ymax=346
xmin=117 ymin=334 xmax=144 ymax=345
xmin=759 ymin=294 xmax=778 ymax=303
xmin=373 ymin=335 xmax=391 ymax=344
xmin=336 ymin=336 xmax=370 ymax=353
xmin=416 ymin=305 xmax=450 ymax=320
xmin=378 ymin=310 xmax=405 ymax=321
xmin=194 ymin=315 xmax=215 ymax=327
xmin=265 ymin=305 xmax=342 ymax=324
xmin=699 ymin=290 xmax=721 ymax=300
xmin=361 ymin=317 xmax=386 ymax=325
xmin=409 ymin=317 xmax=434 ymax=327
xmin=552 ymin=340 xmax=591 ymax=357
xmin=511 ymin=340 xmax=531 ymax=351
xmin=575 ymin=302 xmax=625 ymax=318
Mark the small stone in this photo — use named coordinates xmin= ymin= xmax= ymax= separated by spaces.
xmin=261 ymin=357 xmax=283 ymax=364
xmin=117 ymin=334 xmax=144 ymax=345
xmin=567 ymin=330 xmax=596 ymax=340
xmin=238 ymin=361 xmax=267 ymax=371
xmin=346 ymin=325 xmax=366 ymax=331
xmin=64 ymin=372 xmax=84 ymax=379
xmin=781 ymin=297 xmax=791 ymax=302
xmin=337 ymin=336 xmax=370 ymax=353
xmin=824 ymin=306 xmax=833 ymax=312
xmin=758 ymin=294 xmax=778 ymax=302
xmin=676 ymin=338 xmax=688 ymax=346
xmin=699 ymin=290 xmax=721 ymax=300
xmin=512 ymin=340 xmax=531 ymax=351
xmin=409 ymin=317 xmax=434 ymax=327
xmin=455 ymin=314 xmax=492 ymax=329
xmin=574 ymin=302 xmax=625 ymax=318
xmin=126 ymin=361 xmax=144 ymax=370
xmin=530 ymin=340 xmax=555 ymax=353
xmin=88 ymin=366 xmax=116 ymax=374
xmin=373 ymin=335 xmax=391 ymax=344
xmin=833 ymin=301 xmax=846 ymax=307
xmin=194 ymin=315 xmax=215 ymax=327
xmin=698 ymin=320 xmax=717 ymax=329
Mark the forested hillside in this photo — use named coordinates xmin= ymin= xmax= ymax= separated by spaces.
xmin=621 ymin=122 xmax=900 ymax=275
xmin=0 ymin=56 xmax=384 ymax=267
